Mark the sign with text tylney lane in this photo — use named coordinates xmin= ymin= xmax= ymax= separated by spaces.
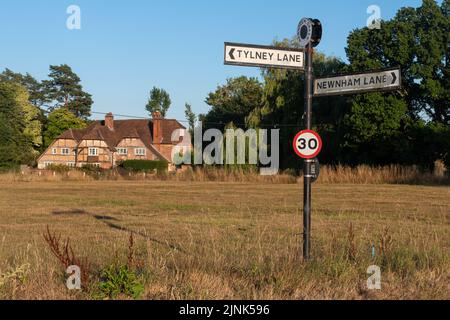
xmin=224 ymin=42 xmax=305 ymax=70
xmin=314 ymin=68 xmax=401 ymax=97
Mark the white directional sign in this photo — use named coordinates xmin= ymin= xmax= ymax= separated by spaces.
xmin=224 ymin=42 xmax=305 ymax=70
xmin=314 ymin=68 xmax=401 ymax=97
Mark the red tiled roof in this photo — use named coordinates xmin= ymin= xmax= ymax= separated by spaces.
xmin=56 ymin=118 xmax=185 ymax=154
xmin=160 ymin=119 xmax=187 ymax=144
xmin=57 ymin=123 xmax=96 ymax=141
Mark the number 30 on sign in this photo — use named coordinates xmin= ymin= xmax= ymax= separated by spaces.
xmin=293 ymin=130 xmax=323 ymax=159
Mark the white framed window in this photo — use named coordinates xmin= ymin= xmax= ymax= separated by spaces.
xmin=88 ymin=148 xmax=99 ymax=156
xmin=135 ymin=148 xmax=146 ymax=156
xmin=52 ymin=148 xmax=57 ymax=155
xmin=67 ymin=162 xmax=76 ymax=168
xmin=44 ymin=162 xmax=53 ymax=168
xmin=61 ymin=148 xmax=70 ymax=155
xmin=92 ymin=163 xmax=101 ymax=168
xmin=117 ymin=148 xmax=128 ymax=155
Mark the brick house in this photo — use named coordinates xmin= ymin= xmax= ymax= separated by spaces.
xmin=37 ymin=112 xmax=189 ymax=171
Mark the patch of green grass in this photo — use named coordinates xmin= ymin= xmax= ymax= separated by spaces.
xmin=92 ymin=264 xmax=144 ymax=300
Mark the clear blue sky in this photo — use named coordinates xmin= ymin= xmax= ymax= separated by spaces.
xmin=0 ymin=0 xmax=426 ymax=121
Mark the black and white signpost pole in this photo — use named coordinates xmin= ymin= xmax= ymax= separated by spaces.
xmin=297 ymin=18 xmax=322 ymax=260
xmin=303 ymin=42 xmax=313 ymax=260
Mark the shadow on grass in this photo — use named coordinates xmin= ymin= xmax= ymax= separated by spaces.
xmin=52 ymin=209 xmax=87 ymax=216
xmin=51 ymin=209 xmax=184 ymax=253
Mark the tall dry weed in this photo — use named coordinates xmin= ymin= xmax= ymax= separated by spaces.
xmin=43 ymin=226 xmax=91 ymax=288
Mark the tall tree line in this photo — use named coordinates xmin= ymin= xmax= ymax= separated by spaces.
xmin=0 ymin=64 xmax=92 ymax=169
xmin=202 ymin=0 xmax=449 ymax=171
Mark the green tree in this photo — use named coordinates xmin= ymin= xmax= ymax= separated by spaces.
xmin=342 ymin=94 xmax=409 ymax=165
xmin=0 ymin=68 xmax=49 ymax=108
xmin=44 ymin=64 xmax=93 ymax=119
xmin=15 ymin=86 xmax=43 ymax=153
xmin=202 ymin=76 xmax=263 ymax=131
xmin=145 ymin=87 xmax=171 ymax=118
xmin=343 ymin=0 xmax=449 ymax=167
xmin=397 ymin=121 xmax=450 ymax=169
xmin=346 ymin=0 xmax=449 ymax=125
xmin=43 ymin=108 xmax=87 ymax=148
xmin=0 ymin=69 xmax=44 ymax=153
xmin=0 ymin=82 xmax=35 ymax=169
xmin=184 ymin=103 xmax=197 ymax=135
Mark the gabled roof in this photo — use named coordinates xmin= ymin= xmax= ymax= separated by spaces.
xmin=55 ymin=118 xmax=185 ymax=159
xmin=160 ymin=119 xmax=187 ymax=144
xmin=57 ymin=124 xmax=95 ymax=141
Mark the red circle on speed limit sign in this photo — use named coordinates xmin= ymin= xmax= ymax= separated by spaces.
xmin=293 ymin=130 xmax=322 ymax=159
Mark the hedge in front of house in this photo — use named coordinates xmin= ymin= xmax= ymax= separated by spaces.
xmin=120 ymin=160 xmax=168 ymax=172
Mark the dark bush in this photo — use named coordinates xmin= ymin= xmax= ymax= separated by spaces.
xmin=120 ymin=160 xmax=168 ymax=173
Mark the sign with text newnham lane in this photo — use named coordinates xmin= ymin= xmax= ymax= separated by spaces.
xmin=224 ymin=43 xmax=305 ymax=70
xmin=314 ymin=68 xmax=401 ymax=97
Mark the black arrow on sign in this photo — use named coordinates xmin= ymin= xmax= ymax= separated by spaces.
xmin=229 ymin=48 xmax=235 ymax=60
xmin=391 ymin=72 xmax=397 ymax=85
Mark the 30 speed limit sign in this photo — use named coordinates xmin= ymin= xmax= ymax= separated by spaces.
xmin=293 ymin=130 xmax=322 ymax=159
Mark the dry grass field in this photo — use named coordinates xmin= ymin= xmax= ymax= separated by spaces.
xmin=0 ymin=178 xmax=449 ymax=300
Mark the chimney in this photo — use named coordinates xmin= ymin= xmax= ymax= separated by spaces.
xmin=105 ymin=112 xmax=114 ymax=130
xmin=152 ymin=111 xmax=163 ymax=144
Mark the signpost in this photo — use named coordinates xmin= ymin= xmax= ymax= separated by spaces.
xmin=224 ymin=43 xmax=305 ymax=70
xmin=224 ymin=17 xmax=401 ymax=262
xmin=297 ymin=18 xmax=322 ymax=261
xmin=314 ymin=68 xmax=401 ymax=97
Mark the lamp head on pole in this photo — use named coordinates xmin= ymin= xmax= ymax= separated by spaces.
xmin=297 ymin=18 xmax=322 ymax=48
